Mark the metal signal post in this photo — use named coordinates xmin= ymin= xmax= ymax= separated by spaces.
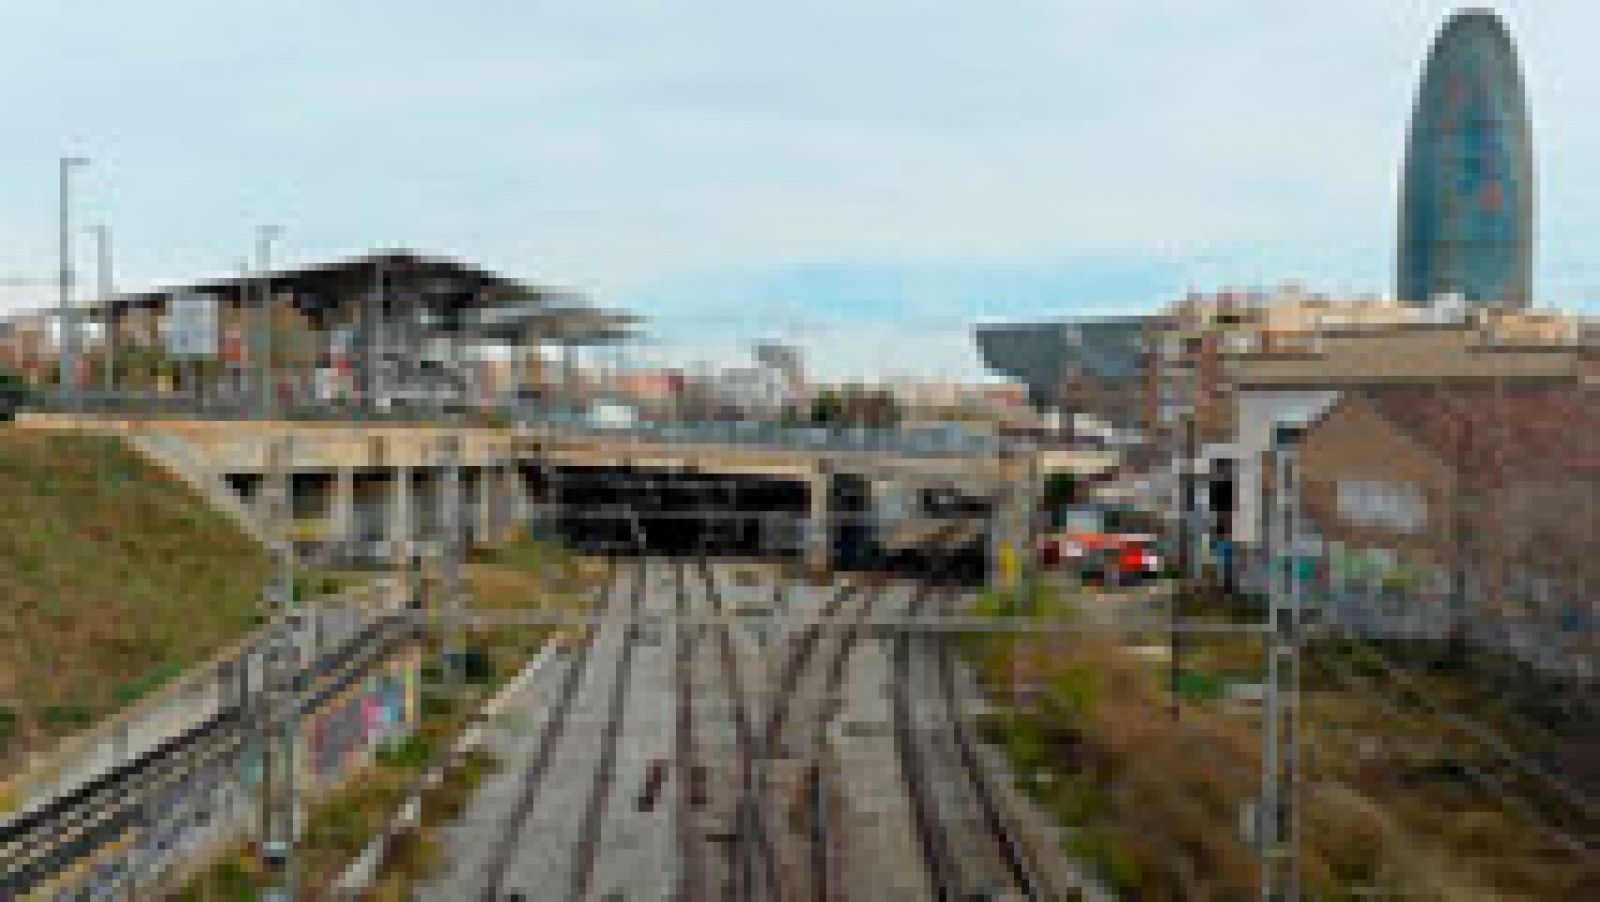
xmin=1260 ymin=423 xmax=1303 ymax=900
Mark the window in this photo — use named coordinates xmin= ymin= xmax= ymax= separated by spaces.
xmin=1336 ymin=480 xmax=1427 ymax=535
xmin=1225 ymin=332 xmax=1257 ymax=353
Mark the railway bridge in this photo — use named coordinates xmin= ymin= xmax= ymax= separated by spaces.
xmin=19 ymin=414 xmax=1112 ymax=580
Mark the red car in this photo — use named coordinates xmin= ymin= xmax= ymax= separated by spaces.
xmin=1038 ymin=532 xmax=1163 ymax=584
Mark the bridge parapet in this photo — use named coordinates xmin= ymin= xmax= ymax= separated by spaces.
xmin=15 ymin=412 xmax=1114 ymax=487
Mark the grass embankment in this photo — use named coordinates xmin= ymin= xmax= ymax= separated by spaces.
xmin=966 ymin=580 xmax=1598 ymax=898
xmin=1296 ymin=638 xmax=1599 ymax=898
xmin=0 ymin=428 xmax=272 ymax=779
xmin=178 ymin=538 xmax=606 ymax=900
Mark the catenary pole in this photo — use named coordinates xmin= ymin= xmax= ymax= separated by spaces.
xmin=57 ymin=156 xmax=89 ymax=408
xmin=88 ymin=224 xmax=114 ymax=399
xmin=255 ymin=225 xmax=282 ymax=419
xmin=1260 ymin=423 xmax=1303 ymax=900
xmin=259 ymin=433 xmax=301 ymax=900
xmin=1172 ymin=412 xmax=1195 ymax=719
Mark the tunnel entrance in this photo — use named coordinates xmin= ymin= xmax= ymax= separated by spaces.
xmin=545 ymin=464 xmax=989 ymax=581
xmin=548 ymin=466 xmax=808 ymax=557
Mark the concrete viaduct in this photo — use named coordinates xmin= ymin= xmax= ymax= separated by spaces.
xmin=21 ymin=416 xmax=1112 ymax=579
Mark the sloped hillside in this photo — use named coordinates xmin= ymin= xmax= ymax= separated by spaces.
xmin=0 ymin=428 xmax=270 ymax=775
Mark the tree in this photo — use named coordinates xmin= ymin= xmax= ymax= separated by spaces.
xmin=809 ymin=385 xmax=902 ymax=427
xmin=809 ymin=389 xmax=846 ymax=425
xmin=0 ymin=366 xmax=32 ymax=420
xmin=859 ymin=388 xmax=902 ymax=427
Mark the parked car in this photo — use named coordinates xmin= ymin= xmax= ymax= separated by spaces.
xmin=1039 ymin=532 xmax=1164 ymax=586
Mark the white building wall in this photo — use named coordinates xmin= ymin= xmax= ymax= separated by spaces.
xmin=1232 ymin=389 xmax=1340 ymax=546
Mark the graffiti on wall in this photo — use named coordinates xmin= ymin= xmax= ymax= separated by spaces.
xmin=304 ymin=651 xmax=417 ymax=787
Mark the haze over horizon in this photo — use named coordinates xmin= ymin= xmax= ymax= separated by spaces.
xmin=1 ymin=1 xmax=1595 ymax=379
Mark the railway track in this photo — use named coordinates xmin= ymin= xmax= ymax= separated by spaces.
xmin=892 ymin=554 xmax=1045 ymax=900
xmin=761 ymin=578 xmax=858 ymax=756
xmin=798 ymin=582 xmax=876 ymax=902
xmin=0 ymin=612 xmax=416 ymax=899
xmin=477 ymin=556 xmax=627 ymax=900
xmin=755 ymin=527 xmax=961 ymax=901
xmin=893 ymin=580 xmax=961 ymax=898
xmin=671 ymin=558 xmax=710 ymax=902
xmin=0 ymin=710 xmax=246 ymax=898
xmin=568 ymin=557 xmax=647 ymax=899
xmin=693 ymin=558 xmax=780 ymax=901
xmin=767 ymin=576 xmax=885 ymax=902
xmin=934 ymin=614 xmax=1044 ymax=898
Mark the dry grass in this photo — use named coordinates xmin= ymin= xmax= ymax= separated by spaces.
xmin=0 ymin=428 xmax=271 ymax=777
xmin=974 ymin=633 xmax=1265 ymax=897
xmin=965 ymin=585 xmax=1598 ymax=899
xmin=1301 ymin=647 xmax=1600 ymax=899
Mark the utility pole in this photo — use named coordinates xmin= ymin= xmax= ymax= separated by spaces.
xmin=256 ymin=225 xmax=283 ymax=420
xmin=1259 ymin=423 xmax=1303 ymax=900
xmin=363 ymin=257 xmax=386 ymax=418
xmin=1172 ymin=412 xmax=1196 ymax=720
xmin=563 ymin=341 xmax=579 ymax=421
xmin=88 ymin=224 xmax=114 ymax=400
xmin=439 ymin=433 xmax=465 ymax=688
xmin=1021 ymin=447 xmax=1040 ymax=617
xmin=258 ymin=434 xmax=300 ymax=901
xmin=57 ymin=155 xmax=90 ymax=409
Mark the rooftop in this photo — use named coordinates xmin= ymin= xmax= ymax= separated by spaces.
xmin=1350 ymin=384 xmax=1600 ymax=482
xmin=39 ymin=249 xmax=638 ymax=348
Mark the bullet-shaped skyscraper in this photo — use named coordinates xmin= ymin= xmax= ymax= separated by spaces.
xmin=1398 ymin=9 xmax=1533 ymax=307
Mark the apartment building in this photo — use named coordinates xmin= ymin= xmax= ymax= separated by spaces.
xmin=1156 ymin=290 xmax=1596 ymax=600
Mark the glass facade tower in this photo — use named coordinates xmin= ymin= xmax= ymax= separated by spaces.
xmin=1397 ymin=10 xmax=1534 ymax=307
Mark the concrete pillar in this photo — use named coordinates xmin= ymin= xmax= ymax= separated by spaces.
xmin=474 ymin=465 xmax=495 ymax=546
xmin=500 ymin=463 xmax=527 ymax=540
xmin=528 ymin=463 xmax=555 ymax=542
xmin=806 ymin=466 xmax=832 ymax=574
xmin=989 ymin=461 xmax=1038 ymax=596
xmin=331 ymin=468 xmax=355 ymax=550
xmin=484 ymin=463 xmax=506 ymax=543
xmin=388 ymin=466 xmax=413 ymax=565
xmin=419 ymin=467 xmax=442 ymax=545
xmin=989 ymin=487 xmax=1027 ymax=590
xmin=247 ymin=474 xmax=271 ymax=526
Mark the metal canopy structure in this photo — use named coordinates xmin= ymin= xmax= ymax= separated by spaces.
xmin=103 ymin=249 xmax=597 ymax=325
xmin=45 ymin=249 xmax=640 ymax=411
xmin=463 ymin=300 xmax=639 ymax=347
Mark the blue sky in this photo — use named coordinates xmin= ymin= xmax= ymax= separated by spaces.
xmin=0 ymin=1 xmax=1593 ymax=378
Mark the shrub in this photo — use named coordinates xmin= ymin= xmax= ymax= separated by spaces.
xmin=1043 ymin=663 xmax=1102 ymax=721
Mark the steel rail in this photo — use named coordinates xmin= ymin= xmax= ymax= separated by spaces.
xmin=477 ymin=557 xmax=623 ymax=899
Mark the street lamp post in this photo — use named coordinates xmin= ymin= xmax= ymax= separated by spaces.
xmin=256 ymin=225 xmax=283 ymax=419
xmin=57 ymin=156 xmax=90 ymax=409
